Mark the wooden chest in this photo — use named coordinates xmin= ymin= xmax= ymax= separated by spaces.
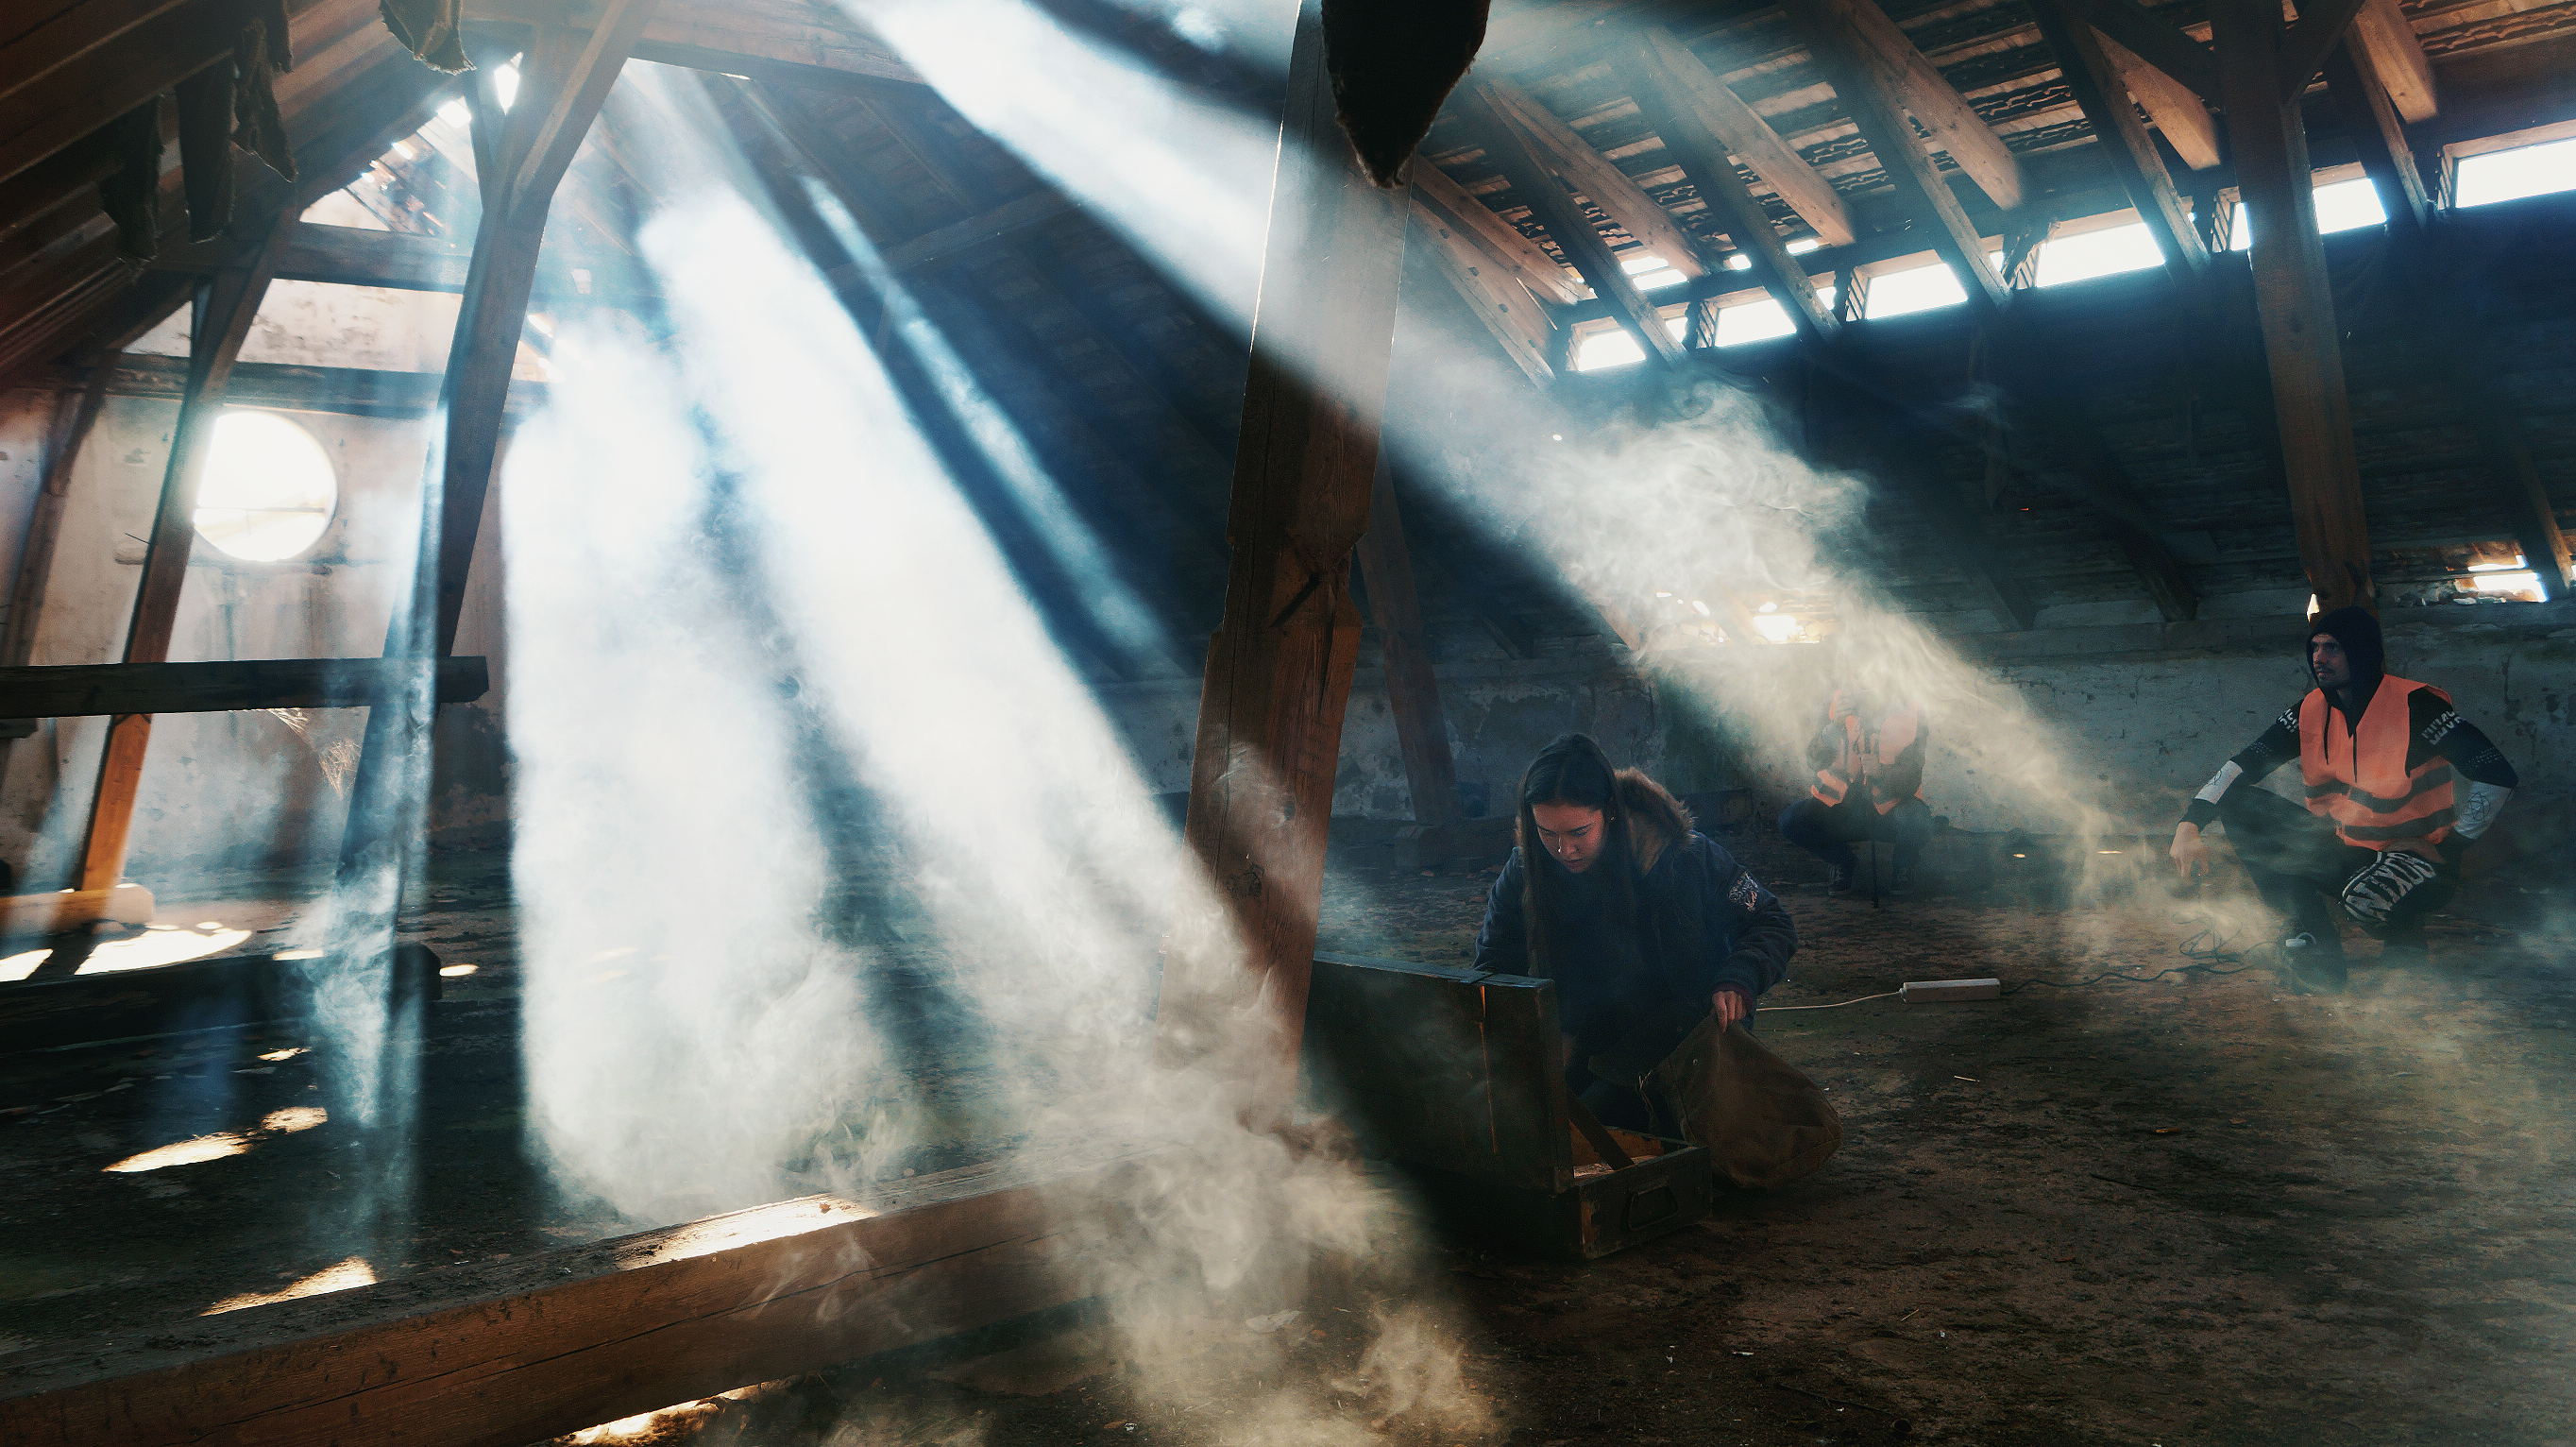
xmin=1303 ymin=951 xmax=1713 ymax=1259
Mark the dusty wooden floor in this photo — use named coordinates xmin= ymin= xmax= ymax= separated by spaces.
xmin=2 ymin=828 xmax=2571 ymax=1446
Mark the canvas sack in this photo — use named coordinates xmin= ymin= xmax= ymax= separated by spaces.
xmin=1653 ymin=1014 xmax=1841 ymax=1189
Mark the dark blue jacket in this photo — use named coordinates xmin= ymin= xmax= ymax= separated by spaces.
xmin=1471 ymin=828 xmax=1796 ymax=1044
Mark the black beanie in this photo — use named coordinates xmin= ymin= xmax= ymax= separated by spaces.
xmin=2307 ymin=605 xmax=2384 ymax=686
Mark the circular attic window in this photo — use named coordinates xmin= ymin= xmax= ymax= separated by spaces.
xmin=193 ymin=411 xmax=336 ymax=561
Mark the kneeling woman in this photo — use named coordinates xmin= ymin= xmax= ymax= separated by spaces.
xmin=1472 ymin=734 xmax=1798 ymax=1133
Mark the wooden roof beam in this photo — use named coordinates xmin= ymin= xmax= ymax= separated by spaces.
xmin=1628 ymin=27 xmax=1839 ymax=348
xmin=2349 ymin=0 xmax=2437 ymax=122
xmin=1411 ymin=158 xmax=1584 ymax=305
xmin=2059 ymin=0 xmax=2221 ymax=101
xmin=1409 ymin=197 xmax=1556 ymax=384
xmin=1788 ymin=0 xmax=2012 ymax=315
xmin=2095 ymin=28 xmax=2222 ymax=169
xmin=1797 ymin=0 xmax=2027 ymax=213
xmin=2035 ymin=0 xmax=2210 ymax=288
xmin=1458 ymin=79 xmax=1684 ymax=367
xmin=0 ymin=0 xmax=234 ymax=190
xmin=2279 ymin=0 xmax=2375 ymax=98
xmin=1476 ymin=79 xmax=1711 ymax=278
xmin=1630 ymin=29 xmax=1854 ymax=248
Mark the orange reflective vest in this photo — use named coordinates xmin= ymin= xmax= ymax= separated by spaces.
xmin=2297 ymin=676 xmax=2455 ymax=848
xmin=1811 ymin=694 xmax=1924 ymax=815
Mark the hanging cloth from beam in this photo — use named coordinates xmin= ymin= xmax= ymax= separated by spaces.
xmin=166 ymin=0 xmax=297 ymax=246
xmin=379 ymin=0 xmax=473 ymax=73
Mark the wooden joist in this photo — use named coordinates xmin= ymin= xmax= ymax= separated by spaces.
xmin=1173 ymin=0 xmax=1409 ymax=1079
xmin=0 ymin=1145 xmax=1167 ymax=1447
xmin=0 ymin=657 xmax=491 ymax=719
xmin=2279 ymin=0 xmax=2377 ymax=97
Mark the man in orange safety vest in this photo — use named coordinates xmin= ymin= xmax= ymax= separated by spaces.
xmin=2170 ymin=606 xmax=2517 ymax=992
xmin=1780 ymin=689 xmax=1932 ymax=896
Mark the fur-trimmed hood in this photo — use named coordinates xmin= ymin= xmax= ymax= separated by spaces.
xmin=1513 ymin=767 xmax=1697 ymax=876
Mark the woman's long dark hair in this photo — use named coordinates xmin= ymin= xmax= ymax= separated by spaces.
xmin=1516 ymin=733 xmax=1645 ymax=979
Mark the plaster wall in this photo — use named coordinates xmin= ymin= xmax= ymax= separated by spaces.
xmin=1099 ymin=607 xmax=2576 ymax=848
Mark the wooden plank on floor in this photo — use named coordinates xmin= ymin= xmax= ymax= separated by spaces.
xmin=0 ymin=1144 xmax=1173 ymax=1447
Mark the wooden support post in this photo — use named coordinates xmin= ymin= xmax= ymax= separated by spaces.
xmin=2037 ymin=0 xmax=2210 ymax=288
xmin=1174 ymin=0 xmax=1408 ymax=1076
xmin=1459 ymin=81 xmax=1682 ymax=368
xmin=1628 ymin=28 xmax=1839 ymax=347
xmin=1352 ymin=456 xmax=1461 ymax=829
xmin=2212 ymin=0 xmax=2375 ymax=611
xmin=431 ymin=3 xmax=657 ymax=656
xmin=72 ymin=215 xmax=297 ymax=892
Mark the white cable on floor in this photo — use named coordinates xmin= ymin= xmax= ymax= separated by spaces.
xmin=1759 ymin=990 xmax=1902 ymax=1012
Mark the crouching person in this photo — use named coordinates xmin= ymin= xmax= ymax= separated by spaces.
xmin=1473 ymin=734 xmax=1798 ymax=1135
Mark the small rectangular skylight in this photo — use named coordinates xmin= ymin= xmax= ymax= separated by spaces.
xmin=2456 ymin=136 xmax=2576 ymax=207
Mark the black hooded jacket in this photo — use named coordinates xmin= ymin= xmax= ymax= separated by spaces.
xmin=2180 ymin=605 xmax=2517 ymax=837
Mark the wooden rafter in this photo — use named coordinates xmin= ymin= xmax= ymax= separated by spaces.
xmin=1632 ymin=30 xmax=1854 ymax=248
xmin=2036 ymin=0 xmax=2209 ymax=288
xmin=1459 ymin=81 xmax=1683 ymax=367
xmin=2349 ymin=0 xmax=2437 ymax=122
xmin=2095 ymin=29 xmax=2222 ymax=170
xmin=2059 ymin=0 xmax=2220 ymax=101
xmin=1796 ymin=0 xmax=2026 ymax=213
xmin=1479 ymin=80 xmax=1710 ymax=278
xmin=1412 ymin=158 xmax=1583 ymax=305
xmin=1627 ymin=27 xmax=1839 ymax=348
xmin=1409 ymin=196 xmax=1556 ymax=384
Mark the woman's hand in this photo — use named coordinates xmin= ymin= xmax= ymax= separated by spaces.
xmin=1711 ymin=989 xmax=1750 ymax=1027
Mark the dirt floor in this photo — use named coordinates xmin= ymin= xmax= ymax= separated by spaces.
xmin=3 ymin=823 xmax=2573 ymax=1446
